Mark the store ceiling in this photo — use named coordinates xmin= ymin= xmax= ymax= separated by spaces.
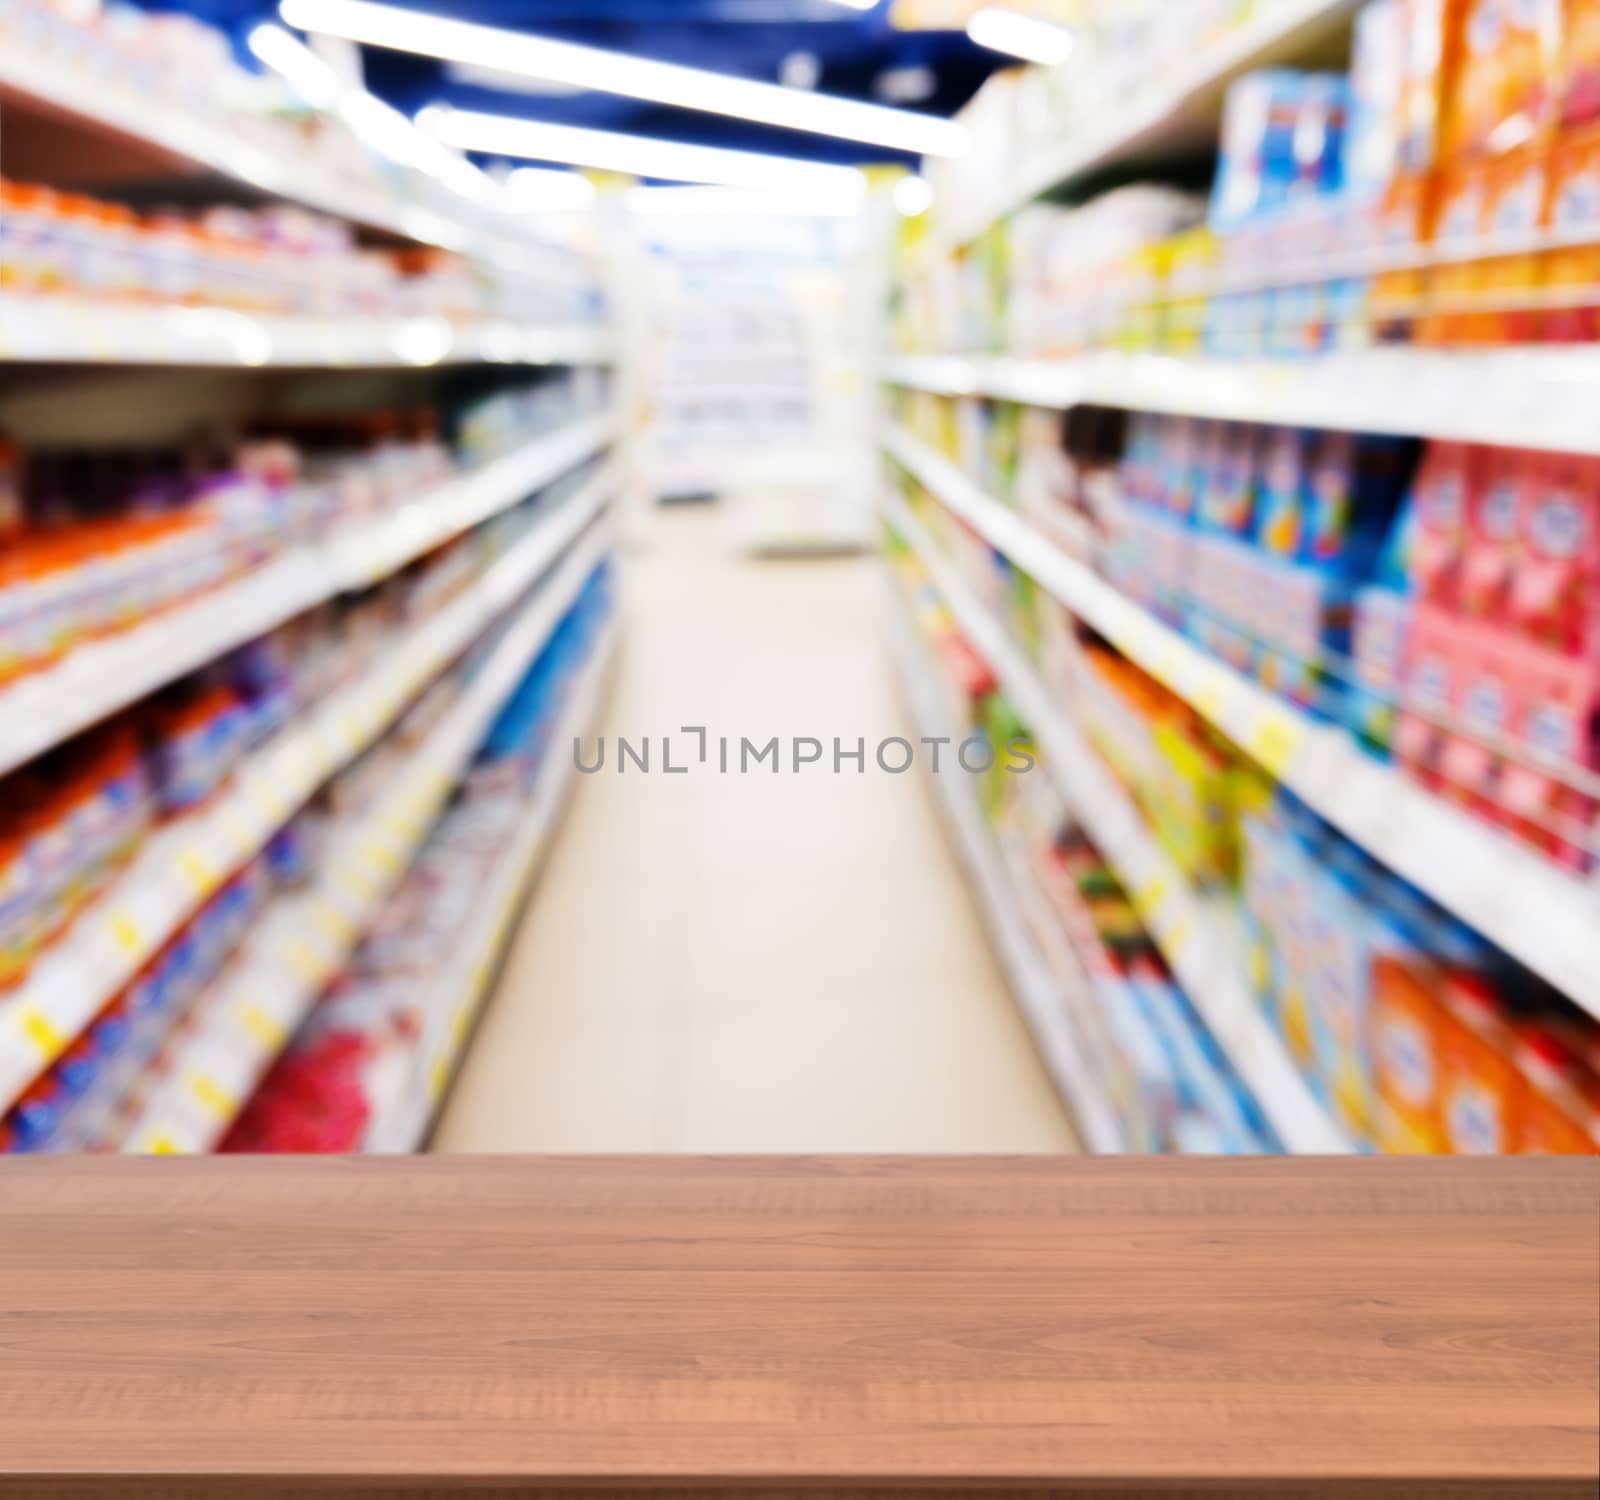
xmin=174 ymin=0 xmax=1002 ymax=167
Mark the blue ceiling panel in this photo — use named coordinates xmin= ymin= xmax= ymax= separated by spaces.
xmin=134 ymin=0 xmax=999 ymax=166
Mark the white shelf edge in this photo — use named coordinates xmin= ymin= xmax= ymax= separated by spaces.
xmin=0 ymin=413 xmax=616 ymax=776
xmin=0 ymin=474 xmax=616 ymax=1117
xmin=884 ymin=423 xmax=1600 ymax=1022
xmin=882 ymin=349 xmax=1600 ymax=457
xmin=881 ymin=581 xmax=1126 ymax=1154
xmin=0 ymin=296 xmax=611 ymax=369
xmin=364 ymin=625 xmax=620 ymax=1155
xmin=939 ymin=0 xmax=1362 ymax=248
xmin=880 ymin=486 xmax=1352 ymax=1154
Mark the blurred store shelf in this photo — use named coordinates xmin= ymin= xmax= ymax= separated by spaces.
xmin=121 ymin=527 xmax=613 ymax=1155
xmin=0 ymin=39 xmax=573 ymax=265
xmin=883 ymin=583 xmax=1126 ymax=1154
xmin=364 ymin=624 xmax=618 ymax=1154
xmin=936 ymin=0 xmax=1363 ymax=249
xmin=884 ymin=424 xmax=1600 ymax=1021
xmin=0 ymin=417 xmax=616 ymax=776
xmin=882 ymin=487 xmax=1352 ymax=1153
xmin=0 ymin=478 xmax=615 ymax=1117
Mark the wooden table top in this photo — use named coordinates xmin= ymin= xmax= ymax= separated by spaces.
xmin=0 ymin=1155 xmax=1594 ymax=1498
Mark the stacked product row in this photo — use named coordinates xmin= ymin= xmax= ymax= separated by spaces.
xmin=0 ymin=188 xmax=596 ymax=327
xmin=0 ymin=372 xmax=608 ymax=689
xmin=901 ymin=0 xmax=1600 ymax=359
xmin=887 ymin=465 xmax=1600 ymax=1155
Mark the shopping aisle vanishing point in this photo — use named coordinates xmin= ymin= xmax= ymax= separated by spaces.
xmin=434 ymin=504 xmax=1077 ymax=1152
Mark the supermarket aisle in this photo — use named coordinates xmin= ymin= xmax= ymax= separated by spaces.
xmin=434 ymin=504 xmax=1076 ymax=1152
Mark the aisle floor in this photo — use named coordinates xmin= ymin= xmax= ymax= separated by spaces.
xmin=433 ymin=504 xmax=1076 ymax=1152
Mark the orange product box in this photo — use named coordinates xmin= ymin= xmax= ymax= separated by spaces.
xmin=1495 ymin=0 xmax=1564 ymax=148
xmin=1422 ymin=160 xmax=1493 ymax=342
xmin=1515 ymin=1023 xmax=1600 ymax=1151
xmin=1473 ymin=145 xmax=1551 ymax=341
xmin=1397 ymin=0 xmax=1470 ymax=173
xmin=1437 ymin=971 xmax=1525 ymax=1152
xmin=1542 ymin=120 xmax=1600 ymax=340
xmin=1372 ymin=173 xmax=1438 ymax=332
xmin=1450 ymin=0 xmax=1507 ymax=157
xmin=1563 ymin=0 xmax=1600 ymax=124
xmin=1371 ymin=954 xmax=1451 ymax=1152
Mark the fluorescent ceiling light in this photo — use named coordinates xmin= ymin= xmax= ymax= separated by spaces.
xmin=966 ymin=8 xmax=1077 ymax=66
xmin=624 ymin=185 xmax=861 ymax=218
xmin=251 ymin=22 xmax=493 ymax=203
xmin=892 ymin=174 xmax=934 ymax=217
xmin=248 ymin=23 xmax=341 ymax=108
xmin=506 ymin=166 xmax=597 ymax=212
xmin=420 ymin=107 xmax=868 ymax=199
xmin=279 ymin=0 xmax=967 ymax=157
xmin=820 ymin=0 xmax=878 ymax=10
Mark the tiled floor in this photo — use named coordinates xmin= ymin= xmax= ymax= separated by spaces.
xmin=431 ymin=503 xmax=1078 ymax=1153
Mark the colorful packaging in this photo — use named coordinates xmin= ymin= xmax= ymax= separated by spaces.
xmin=1509 ymin=453 xmax=1600 ymax=657
xmin=1472 ymin=146 xmax=1549 ymax=342
xmin=1256 ymin=427 xmax=1308 ymax=557
xmin=1437 ymin=972 xmax=1524 ymax=1152
xmin=1515 ymin=1025 xmax=1600 ymax=1151
xmin=1396 ymin=0 xmax=1467 ymax=173
xmin=1371 ymin=953 xmax=1451 ymax=1150
xmin=1458 ymin=446 xmax=1525 ymax=618
xmin=1542 ymin=120 xmax=1600 ymax=340
xmin=1565 ymin=0 xmax=1600 ymax=124
xmin=1411 ymin=442 xmax=1480 ymax=607
xmin=1196 ymin=422 xmax=1259 ymax=536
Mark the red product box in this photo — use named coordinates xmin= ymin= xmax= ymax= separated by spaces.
xmin=1509 ymin=452 xmax=1600 ymax=660
xmin=1502 ymin=641 xmax=1600 ymax=868
xmin=1396 ymin=603 xmax=1462 ymax=788
xmin=1458 ymin=447 xmax=1526 ymax=620
xmin=1411 ymin=442 xmax=1482 ymax=609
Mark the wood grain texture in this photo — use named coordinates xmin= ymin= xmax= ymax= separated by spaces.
xmin=0 ymin=1156 xmax=1593 ymax=1497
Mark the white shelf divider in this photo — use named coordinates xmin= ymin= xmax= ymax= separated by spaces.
xmin=882 ymin=581 xmax=1126 ymax=1154
xmin=0 ymin=414 xmax=615 ymax=777
xmin=883 ymin=349 xmax=1600 ymax=457
xmin=0 ymin=474 xmax=616 ymax=1117
xmin=0 ymin=295 xmax=611 ymax=369
xmin=364 ymin=625 xmax=620 ymax=1155
xmin=885 ymin=423 xmax=1600 ymax=1023
xmin=120 ymin=525 xmax=614 ymax=1156
xmin=881 ymin=486 xmax=1352 ymax=1153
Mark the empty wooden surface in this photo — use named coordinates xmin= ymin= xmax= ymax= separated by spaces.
xmin=0 ymin=1155 xmax=1594 ymax=1497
